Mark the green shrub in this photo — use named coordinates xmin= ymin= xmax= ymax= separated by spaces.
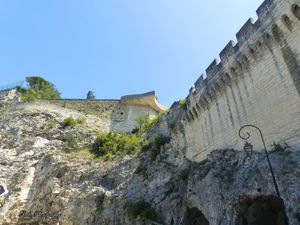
xmin=135 ymin=112 xmax=150 ymax=127
xmin=131 ymin=127 xmax=140 ymax=134
xmin=178 ymin=169 xmax=189 ymax=181
xmin=271 ymin=142 xmax=291 ymax=155
xmin=150 ymin=148 xmax=160 ymax=161
xmin=62 ymin=116 xmax=78 ymax=128
xmin=21 ymin=88 xmax=39 ymax=102
xmin=179 ymin=99 xmax=187 ymax=108
xmin=134 ymin=114 xmax=159 ymax=135
xmin=135 ymin=163 xmax=148 ymax=178
xmin=16 ymin=85 xmax=27 ymax=93
xmin=144 ymin=134 xmax=171 ymax=161
xmin=153 ymin=134 xmax=171 ymax=149
xmin=127 ymin=201 xmax=159 ymax=222
xmin=91 ymin=132 xmax=141 ymax=160
xmin=141 ymin=207 xmax=158 ymax=221
xmin=30 ymin=111 xmax=41 ymax=117
xmin=168 ymin=121 xmax=176 ymax=130
xmin=63 ymin=132 xmax=80 ymax=152
xmin=40 ymin=120 xmax=56 ymax=130
xmin=19 ymin=76 xmax=60 ymax=102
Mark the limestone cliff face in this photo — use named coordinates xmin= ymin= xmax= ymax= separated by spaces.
xmin=2 ymin=0 xmax=300 ymax=223
xmin=0 ymin=92 xmax=113 ymax=224
xmin=0 ymin=93 xmax=300 ymax=225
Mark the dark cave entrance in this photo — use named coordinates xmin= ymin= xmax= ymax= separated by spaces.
xmin=183 ymin=207 xmax=209 ymax=225
xmin=235 ymin=195 xmax=285 ymax=225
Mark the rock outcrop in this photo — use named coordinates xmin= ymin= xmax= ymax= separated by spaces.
xmin=0 ymin=93 xmax=300 ymax=225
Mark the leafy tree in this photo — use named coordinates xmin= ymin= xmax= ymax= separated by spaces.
xmin=20 ymin=88 xmax=39 ymax=102
xmin=19 ymin=76 xmax=60 ymax=101
xmin=86 ymin=90 xmax=96 ymax=100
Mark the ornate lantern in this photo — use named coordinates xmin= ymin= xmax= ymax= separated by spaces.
xmin=243 ymin=141 xmax=253 ymax=158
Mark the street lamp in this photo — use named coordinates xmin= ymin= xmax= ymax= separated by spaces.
xmin=238 ymin=124 xmax=289 ymax=225
xmin=243 ymin=141 xmax=253 ymax=158
xmin=112 ymin=193 xmax=119 ymax=225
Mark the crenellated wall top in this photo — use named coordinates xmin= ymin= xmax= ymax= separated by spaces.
xmin=185 ymin=0 xmax=300 ymax=117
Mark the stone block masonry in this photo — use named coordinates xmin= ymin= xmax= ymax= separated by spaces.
xmin=1 ymin=89 xmax=167 ymax=133
xmin=48 ymin=91 xmax=167 ymax=133
xmin=183 ymin=0 xmax=300 ymax=161
xmin=110 ymin=91 xmax=167 ymax=132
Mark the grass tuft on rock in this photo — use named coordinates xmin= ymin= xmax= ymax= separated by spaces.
xmin=62 ymin=116 xmax=78 ymax=128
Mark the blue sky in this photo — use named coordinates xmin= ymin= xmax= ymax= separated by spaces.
xmin=0 ymin=0 xmax=263 ymax=106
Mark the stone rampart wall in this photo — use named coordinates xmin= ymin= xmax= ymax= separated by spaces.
xmin=183 ymin=0 xmax=300 ymax=161
xmin=48 ymin=99 xmax=159 ymax=133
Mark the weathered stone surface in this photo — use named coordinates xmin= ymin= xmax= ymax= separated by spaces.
xmin=1 ymin=0 xmax=300 ymax=224
xmin=184 ymin=0 xmax=300 ymax=161
xmin=0 ymin=92 xmax=299 ymax=225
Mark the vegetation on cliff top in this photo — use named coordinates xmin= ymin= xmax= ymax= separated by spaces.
xmin=179 ymin=99 xmax=187 ymax=109
xmin=69 ymin=113 xmax=164 ymax=161
xmin=17 ymin=76 xmax=61 ymax=102
xmin=91 ymin=131 xmax=142 ymax=160
xmin=132 ymin=112 xmax=159 ymax=135
xmin=59 ymin=108 xmax=167 ymax=161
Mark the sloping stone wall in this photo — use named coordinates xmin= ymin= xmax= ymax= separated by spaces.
xmin=48 ymin=99 xmax=119 ymax=120
xmin=47 ymin=91 xmax=166 ymax=133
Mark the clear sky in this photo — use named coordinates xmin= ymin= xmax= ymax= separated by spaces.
xmin=0 ymin=0 xmax=263 ymax=106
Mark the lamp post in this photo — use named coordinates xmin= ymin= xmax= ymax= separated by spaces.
xmin=113 ymin=193 xmax=119 ymax=225
xmin=238 ymin=124 xmax=289 ymax=225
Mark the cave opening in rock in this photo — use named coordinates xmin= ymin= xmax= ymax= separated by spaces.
xmin=235 ymin=195 xmax=285 ymax=225
xmin=183 ymin=207 xmax=209 ymax=225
